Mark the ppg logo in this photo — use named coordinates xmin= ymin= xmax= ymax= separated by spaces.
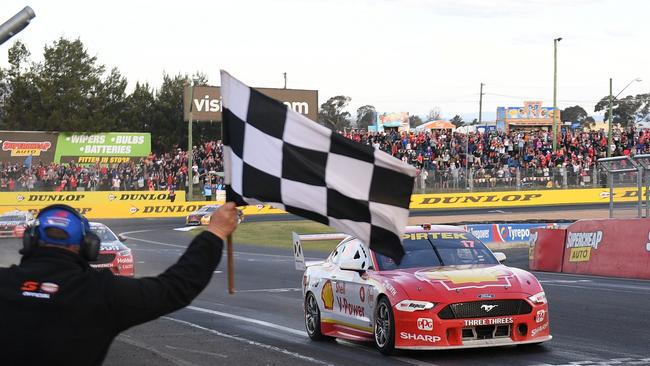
xmin=417 ymin=318 xmax=433 ymax=331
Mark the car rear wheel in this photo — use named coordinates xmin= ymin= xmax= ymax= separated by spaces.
xmin=304 ymin=292 xmax=330 ymax=341
xmin=374 ymin=297 xmax=396 ymax=355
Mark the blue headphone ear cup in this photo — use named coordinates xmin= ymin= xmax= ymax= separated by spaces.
xmin=81 ymin=232 xmax=101 ymax=261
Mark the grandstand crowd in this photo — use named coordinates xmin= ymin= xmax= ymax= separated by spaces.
xmin=1 ymin=127 xmax=649 ymax=192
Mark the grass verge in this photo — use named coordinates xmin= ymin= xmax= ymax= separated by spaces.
xmin=190 ymin=220 xmax=341 ymax=252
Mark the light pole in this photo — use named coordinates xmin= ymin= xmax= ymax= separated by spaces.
xmin=607 ymin=77 xmax=642 ymax=157
xmin=553 ymin=37 xmax=562 ymax=152
xmin=187 ymin=79 xmax=199 ymax=200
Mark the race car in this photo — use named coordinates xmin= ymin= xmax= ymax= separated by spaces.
xmin=186 ymin=204 xmax=244 ymax=226
xmin=185 ymin=205 xmax=221 ymax=226
xmin=0 ymin=210 xmax=34 ymax=238
xmin=88 ymin=222 xmax=134 ymax=277
xmin=296 ymin=224 xmax=551 ymax=355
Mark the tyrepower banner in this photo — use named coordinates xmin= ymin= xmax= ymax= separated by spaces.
xmin=410 ymin=187 xmax=649 ymax=209
xmin=0 ymin=131 xmax=59 ymax=164
xmin=464 ymin=223 xmax=559 ymax=246
xmin=562 ymin=218 xmax=650 ymax=280
xmin=54 ymin=132 xmax=151 ymax=164
xmin=0 ymin=191 xmax=284 ymax=219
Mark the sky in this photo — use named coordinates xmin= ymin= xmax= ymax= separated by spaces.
xmin=1 ymin=0 xmax=649 ymax=122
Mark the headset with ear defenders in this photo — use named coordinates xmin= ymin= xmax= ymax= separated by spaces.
xmin=21 ymin=204 xmax=101 ymax=262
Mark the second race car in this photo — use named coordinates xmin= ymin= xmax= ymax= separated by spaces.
xmin=185 ymin=205 xmax=221 ymax=226
xmin=0 ymin=210 xmax=34 ymax=238
xmin=88 ymin=222 xmax=135 ymax=277
xmin=296 ymin=224 xmax=551 ymax=355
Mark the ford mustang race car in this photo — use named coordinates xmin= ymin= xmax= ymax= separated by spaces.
xmin=296 ymin=225 xmax=551 ymax=355
xmin=88 ymin=222 xmax=134 ymax=277
xmin=0 ymin=210 xmax=34 ymax=238
xmin=185 ymin=205 xmax=221 ymax=226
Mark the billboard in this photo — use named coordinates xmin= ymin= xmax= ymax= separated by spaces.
xmin=496 ymin=101 xmax=558 ymax=121
xmin=0 ymin=131 xmax=59 ymax=165
xmin=54 ymin=132 xmax=151 ymax=164
xmin=0 ymin=131 xmax=151 ymax=165
xmin=183 ymin=85 xmax=318 ymax=122
xmin=369 ymin=112 xmax=409 ymax=132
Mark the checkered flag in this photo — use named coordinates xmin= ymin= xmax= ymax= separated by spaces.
xmin=220 ymin=71 xmax=416 ymax=263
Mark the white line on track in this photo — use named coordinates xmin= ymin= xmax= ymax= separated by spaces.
xmin=186 ymin=305 xmax=306 ymax=337
xmin=120 ymin=230 xmax=323 ymax=260
xmin=163 ymin=316 xmax=334 ymax=366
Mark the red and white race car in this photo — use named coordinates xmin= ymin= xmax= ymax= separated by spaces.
xmin=295 ymin=224 xmax=551 ymax=355
xmin=88 ymin=222 xmax=135 ymax=277
xmin=0 ymin=210 xmax=34 ymax=238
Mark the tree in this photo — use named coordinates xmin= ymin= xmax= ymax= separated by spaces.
xmin=595 ymin=93 xmax=650 ymax=128
xmin=409 ymin=115 xmax=423 ymax=128
xmin=124 ymin=81 xmax=156 ymax=133
xmin=426 ymin=107 xmax=442 ymax=121
xmin=150 ymin=73 xmax=188 ymax=151
xmin=560 ymin=105 xmax=594 ymax=127
xmin=355 ymin=105 xmax=376 ymax=130
xmin=318 ymin=95 xmax=351 ymax=131
xmin=1 ymin=40 xmax=39 ymax=130
xmin=450 ymin=114 xmax=464 ymax=128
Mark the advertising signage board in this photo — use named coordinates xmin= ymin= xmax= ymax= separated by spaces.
xmin=0 ymin=131 xmax=151 ymax=165
xmin=183 ymin=85 xmax=318 ymax=122
xmin=0 ymin=131 xmax=59 ymax=164
xmin=54 ymin=132 xmax=151 ymax=164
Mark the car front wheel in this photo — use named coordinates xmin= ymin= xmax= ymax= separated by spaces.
xmin=304 ymin=292 xmax=330 ymax=341
xmin=374 ymin=297 xmax=396 ymax=355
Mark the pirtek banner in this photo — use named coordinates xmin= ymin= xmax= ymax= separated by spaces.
xmin=183 ymin=85 xmax=318 ymax=122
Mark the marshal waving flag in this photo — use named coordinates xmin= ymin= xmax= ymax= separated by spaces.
xmin=220 ymin=70 xmax=416 ymax=262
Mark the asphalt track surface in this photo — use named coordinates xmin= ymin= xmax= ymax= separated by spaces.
xmin=1 ymin=208 xmax=649 ymax=366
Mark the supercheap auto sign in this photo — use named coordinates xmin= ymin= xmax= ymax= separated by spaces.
xmin=0 ymin=131 xmax=151 ymax=165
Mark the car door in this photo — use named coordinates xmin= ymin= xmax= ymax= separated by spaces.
xmin=332 ymin=240 xmax=373 ymax=332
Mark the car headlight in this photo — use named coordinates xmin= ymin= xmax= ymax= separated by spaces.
xmin=528 ymin=291 xmax=547 ymax=305
xmin=117 ymin=249 xmax=131 ymax=257
xmin=395 ymin=300 xmax=435 ymax=312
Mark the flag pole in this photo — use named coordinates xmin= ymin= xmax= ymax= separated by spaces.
xmin=227 ymin=233 xmax=234 ymax=294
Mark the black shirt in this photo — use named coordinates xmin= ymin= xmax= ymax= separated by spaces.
xmin=0 ymin=231 xmax=223 ymax=365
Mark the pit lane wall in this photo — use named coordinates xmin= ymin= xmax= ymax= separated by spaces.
xmin=0 ymin=186 xmax=647 ymax=219
xmin=530 ymin=219 xmax=650 ymax=280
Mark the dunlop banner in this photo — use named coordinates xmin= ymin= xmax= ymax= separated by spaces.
xmin=0 ymin=187 xmax=647 ymax=219
xmin=0 ymin=191 xmax=284 ymax=219
xmin=410 ymin=187 xmax=648 ymax=209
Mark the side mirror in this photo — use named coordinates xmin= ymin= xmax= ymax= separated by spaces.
xmin=494 ymin=252 xmax=507 ymax=263
xmin=118 ymin=234 xmax=127 ymax=242
xmin=339 ymin=258 xmax=365 ymax=272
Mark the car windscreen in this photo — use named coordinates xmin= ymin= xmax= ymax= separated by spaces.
xmin=0 ymin=215 xmax=25 ymax=222
xmin=375 ymin=232 xmax=498 ymax=270
xmin=90 ymin=225 xmax=118 ymax=242
xmin=197 ymin=206 xmax=218 ymax=213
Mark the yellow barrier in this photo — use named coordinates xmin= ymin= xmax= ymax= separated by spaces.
xmin=410 ymin=187 xmax=646 ymax=209
xmin=0 ymin=190 xmax=284 ymax=219
xmin=0 ymin=187 xmax=645 ymax=219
